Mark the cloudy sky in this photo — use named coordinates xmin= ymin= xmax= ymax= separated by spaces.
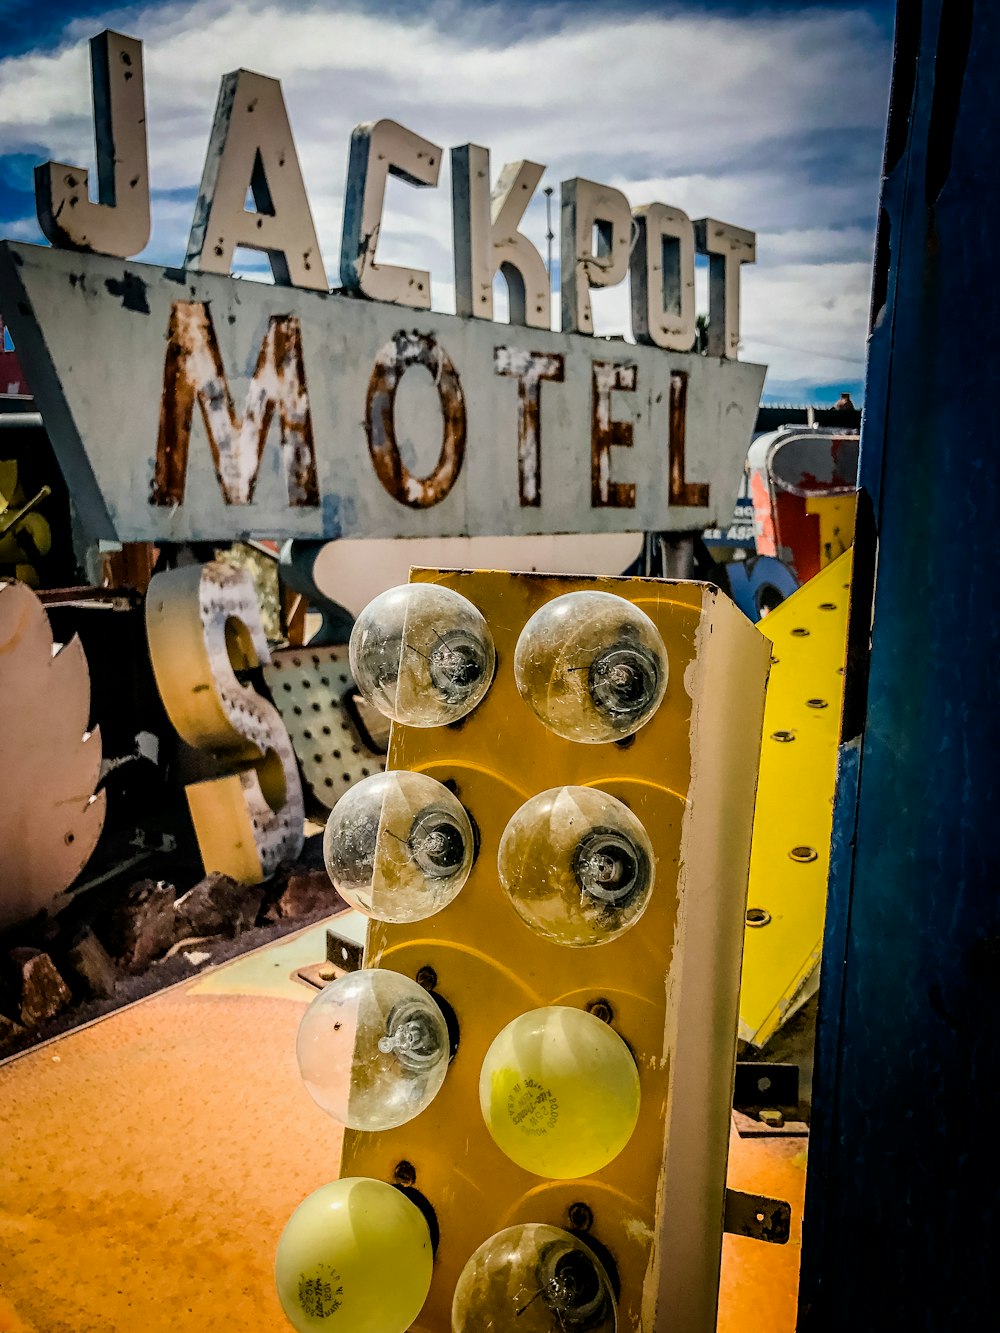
xmin=0 ymin=0 xmax=895 ymax=403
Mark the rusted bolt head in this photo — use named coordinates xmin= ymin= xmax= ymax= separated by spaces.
xmin=586 ymin=999 xmax=614 ymax=1024
xmin=568 ymin=1202 xmax=594 ymax=1232
xmin=415 ymin=966 xmax=437 ymax=992
xmin=393 ymin=1160 xmax=417 ymax=1187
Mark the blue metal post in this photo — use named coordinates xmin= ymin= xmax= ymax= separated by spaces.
xmin=799 ymin=2 xmax=1000 ymax=1327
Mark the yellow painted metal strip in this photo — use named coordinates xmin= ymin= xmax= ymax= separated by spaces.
xmin=739 ymin=549 xmax=852 ymax=1049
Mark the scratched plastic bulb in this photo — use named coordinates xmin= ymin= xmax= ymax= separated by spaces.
xmin=514 ymin=591 xmax=667 ymax=743
xmin=276 ymin=1177 xmax=433 ymax=1333
xmin=479 ymin=1007 xmax=640 ymax=1179
xmin=452 ymin=1224 xmax=616 ymax=1333
xmin=297 ymin=969 xmax=450 ymax=1131
xmin=324 ymin=770 xmax=475 ymax=923
xmin=498 ymin=786 xmax=654 ymax=947
xmin=350 ymin=583 xmax=495 ymax=727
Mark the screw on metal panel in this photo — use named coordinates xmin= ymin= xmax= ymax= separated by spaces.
xmin=818 ymin=602 xmax=837 ymax=610
xmin=586 ymin=999 xmax=614 ymax=1024
xmin=806 ymin=698 xmax=829 ymax=709
xmin=393 ymin=1160 xmax=417 ymax=1186
xmin=790 ymin=627 xmax=810 ymax=637
xmin=415 ymin=966 xmax=437 ymax=991
xmin=568 ymin=1202 xmax=594 ymax=1232
xmin=789 ymin=846 xmax=818 ymax=863
xmin=771 ymin=730 xmax=796 ymax=742
xmin=746 ymin=908 xmax=771 ymax=927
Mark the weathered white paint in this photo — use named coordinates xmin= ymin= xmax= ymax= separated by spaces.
xmin=631 ymin=203 xmax=697 ymax=352
xmin=185 ymin=70 xmax=328 ymax=291
xmin=0 ymin=240 xmax=766 ymax=543
xmin=340 ymin=119 xmax=442 ymax=308
xmin=145 ymin=561 xmax=304 ymax=880
xmin=34 ymin=31 xmax=150 ymax=258
xmin=694 ymin=217 xmax=757 ymax=359
xmin=452 ymin=145 xmax=549 ymax=329
xmin=560 ymin=177 xmax=634 ymax=335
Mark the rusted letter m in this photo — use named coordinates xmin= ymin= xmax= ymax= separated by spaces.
xmin=151 ymin=302 xmax=319 ymax=507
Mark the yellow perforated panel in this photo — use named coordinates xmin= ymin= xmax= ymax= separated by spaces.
xmin=739 ymin=549 xmax=852 ymax=1049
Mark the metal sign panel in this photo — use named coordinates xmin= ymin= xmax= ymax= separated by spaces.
xmin=0 ymin=241 xmax=765 ymax=544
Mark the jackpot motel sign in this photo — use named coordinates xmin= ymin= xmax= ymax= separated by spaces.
xmin=0 ymin=32 xmax=765 ymax=544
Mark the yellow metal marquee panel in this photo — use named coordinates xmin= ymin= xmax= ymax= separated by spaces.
xmin=739 ymin=549 xmax=853 ymax=1050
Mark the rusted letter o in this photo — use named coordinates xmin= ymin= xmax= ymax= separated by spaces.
xmin=366 ymin=331 xmax=467 ymax=507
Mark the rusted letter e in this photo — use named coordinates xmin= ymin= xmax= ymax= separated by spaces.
xmin=151 ymin=302 xmax=319 ymax=508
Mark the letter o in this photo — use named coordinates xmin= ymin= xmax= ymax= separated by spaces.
xmin=365 ymin=331 xmax=466 ymax=508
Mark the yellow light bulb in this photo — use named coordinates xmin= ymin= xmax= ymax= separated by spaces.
xmin=452 ymin=1223 xmax=617 ymax=1332
xmin=479 ymin=1007 xmax=640 ymax=1178
xmin=275 ymin=1177 xmax=433 ymax=1333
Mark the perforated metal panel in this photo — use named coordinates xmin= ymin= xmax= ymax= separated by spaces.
xmin=264 ymin=646 xmax=385 ymax=810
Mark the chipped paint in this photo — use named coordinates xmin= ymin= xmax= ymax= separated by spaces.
xmin=365 ymin=330 xmax=466 ymax=508
xmin=591 ymin=360 xmax=637 ymax=507
xmin=493 ymin=346 xmax=563 ymax=506
xmin=152 ymin=301 xmax=319 ymax=509
xmin=0 ymin=241 xmax=766 ymax=542
xmin=145 ymin=561 xmax=304 ymax=881
xmin=669 ymin=370 xmax=710 ymax=507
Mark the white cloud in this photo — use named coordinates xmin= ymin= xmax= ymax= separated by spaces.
xmin=0 ymin=0 xmax=891 ymax=395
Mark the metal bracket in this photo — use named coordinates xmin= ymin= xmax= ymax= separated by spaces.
xmin=723 ymin=1188 xmax=792 ymax=1245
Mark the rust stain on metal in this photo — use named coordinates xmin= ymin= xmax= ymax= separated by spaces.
xmin=494 ymin=346 xmax=564 ymax=507
xmin=669 ymin=370 xmax=710 ymax=507
xmin=591 ymin=359 xmax=637 ymax=508
xmin=365 ymin=330 xmax=466 ymax=508
xmin=151 ymin=300 xmax=319 ymax=508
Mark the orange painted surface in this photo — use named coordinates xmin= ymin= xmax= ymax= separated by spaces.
xmin=719 ymin=1129 xmax=808 ymax=1332
xmin=0 ymin=924 xmax=806 ymax=1332
xmin=0 ymin=958 xmax=342 ymax=1332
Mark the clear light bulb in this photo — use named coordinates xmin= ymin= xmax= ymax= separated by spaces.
xmin=275 ymin=1177 xmax=433 ymax=1333
xmin=452 ymin=1224 xmax=617 ymax=1333
xmin=323 ymin=770 xmax=474 ymax=923
xmin=297 ymin=969 xmax=450 ymax=1131
xmin=479 ymin=1007 xmax=640 ymax=1179
xmin=513 ymin=591 xmax=667 ymax=743
xmin=349 ymin=583 xmax=495 ymax=727
xmin=498 ymin=786 xmax=654 ymax=947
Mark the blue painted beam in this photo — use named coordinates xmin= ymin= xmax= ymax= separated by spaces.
xmin=799 ymin=2 xmax=1000 ymax=1327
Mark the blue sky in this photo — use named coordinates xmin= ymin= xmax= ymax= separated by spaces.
xmin=0 ymin=0 xmax=896 ymax=403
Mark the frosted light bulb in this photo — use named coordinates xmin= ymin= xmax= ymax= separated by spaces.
xmin=323 ymin=770 xmax=474 ymax=923
xmin=452 ymin=1224 xmax=616 ymax=1333
xmin=513 ymin=591 xmax=667 ymax=743
xmin=498 ymin=786 xmax=654 ymax=946
xmin=479 ymin=1007 xmax=640 ymax=1179
xmin=297 ymin=969 xmax=449 ymax=1131
xmin=275 ymin=1177 xmax=433 ymax=1333
xmin=349 ymin=583 xmax=495 ymax=726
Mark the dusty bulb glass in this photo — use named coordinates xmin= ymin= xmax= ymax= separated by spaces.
xmin=514 ymin=591 xmax=667 ymax=743
xmin=276 ymin=1177 xmax=433 ymax=1333
xmin=479 ymin=1006 xmax=641 ymax=1179
xmin=452 ymin=1224 xmax=616 ymax=1333
xmin=498 ymin=786 xmax=654 ymax=947
xmin=324 ymin=770 xmax=474 ymax=923
xmin=349 ymin=583 xmax=495 ymax=727
xmin=297 ymin=969 xmax=449 ymax=1131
